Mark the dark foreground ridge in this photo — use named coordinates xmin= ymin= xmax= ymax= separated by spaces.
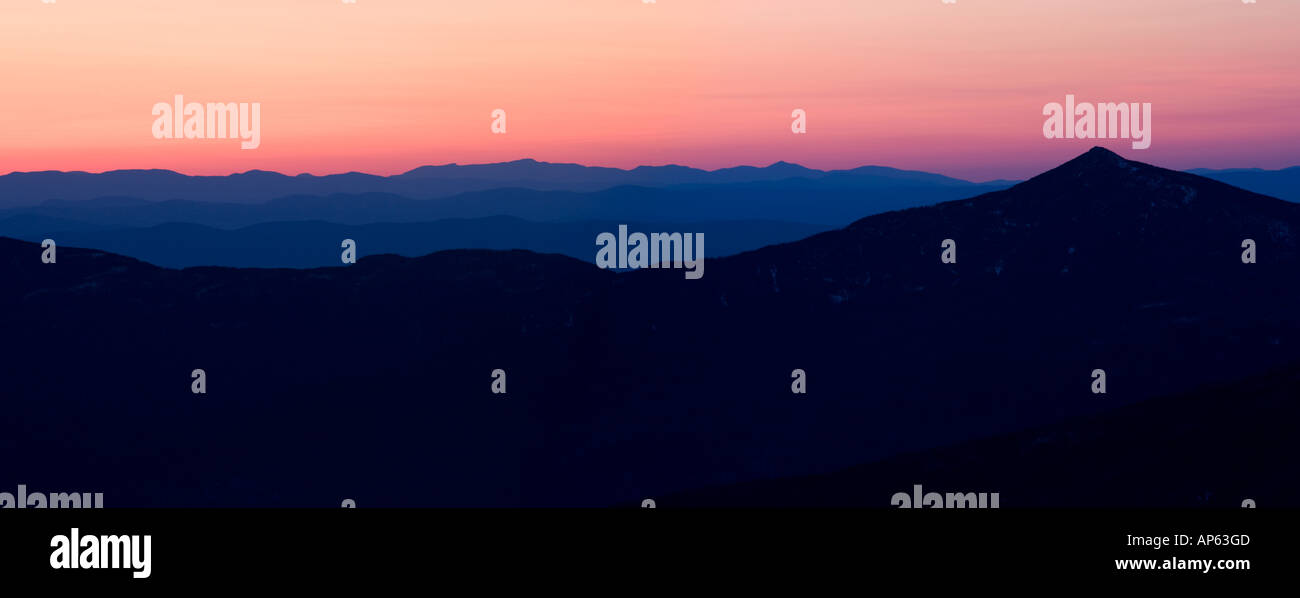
xmin=662 ymin=360 xmax=1300 ymax=507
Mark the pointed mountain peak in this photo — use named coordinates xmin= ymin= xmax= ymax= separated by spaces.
xmin=1021 ymin=146 xmax=1150 ymax=188
xmin=1062 ymin=146 xmax=1132 ymax=170
xmin=932 ymin=145 xmax=1292 ymax=229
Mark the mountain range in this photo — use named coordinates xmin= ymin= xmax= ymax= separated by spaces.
xmin=0 ymin=160 xmax=1013 ymax=207
xmin=0 ymin=164 xmax=1018 ymax=266
xmin=3 ymin=147 xmax=1298 ymax=507
xmin=5 ymin=160 xmax=1296 ymax=272
xmin=5 ymin=160 xmax=1296 ymax=210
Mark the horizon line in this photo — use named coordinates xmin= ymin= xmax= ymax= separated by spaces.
xmin=0 ymin=158 xmax=1012 ymax=185
xmin=6 ymin=154 xmax=1296 ymax=185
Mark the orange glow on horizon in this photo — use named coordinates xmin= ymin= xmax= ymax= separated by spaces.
xmin=1 ymin=0 xmax=1297 ymax=181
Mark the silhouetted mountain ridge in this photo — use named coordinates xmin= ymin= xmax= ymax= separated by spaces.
xmin=0 ymin=160 xmax=1007 ymax=207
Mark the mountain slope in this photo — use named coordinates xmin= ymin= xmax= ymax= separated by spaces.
xmin=660 ymin=360 xmax=1300 ymax=507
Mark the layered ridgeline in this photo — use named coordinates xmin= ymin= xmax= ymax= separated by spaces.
xmin=0 ymin=160 xmax=1010 ymax=206
xmin=0 ymin=161 xmax=1013 ymax=267
xmin=0 ymin=181 xmax=1005 ymax=228
xmin=0 ymin=218 xmax=834 ymax=269
xmin=3 ymin=148 xmax=1298 ymax=506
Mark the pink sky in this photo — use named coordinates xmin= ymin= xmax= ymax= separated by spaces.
xmin=1 ymin=0 xmax=1296 ymax=181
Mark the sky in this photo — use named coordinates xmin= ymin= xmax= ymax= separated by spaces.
xmin=0 ymin=0 xmax=1296 ymax=181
